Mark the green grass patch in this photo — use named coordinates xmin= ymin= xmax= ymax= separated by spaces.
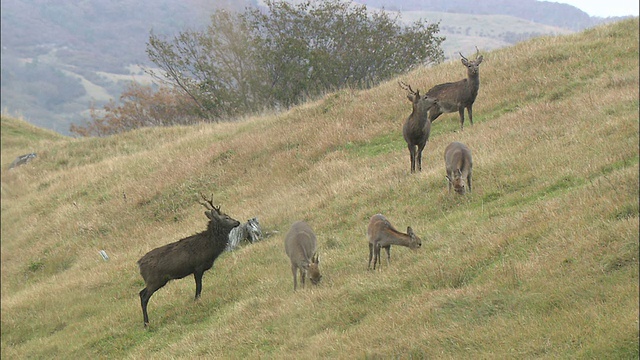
xmin=342 ymin=132 xmax=403 ymax=157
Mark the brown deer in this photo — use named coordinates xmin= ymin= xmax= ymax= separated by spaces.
xmin=425 ymin=49 xmax=483 ymax=131
xmin=444 ymin=141 xmax=473 ymax=194
xmin=367 ymin=214 xmax=422 ymax=270
xmin=400 ymin=81 xmax=439 ymax=173
xmin=284 ymin=221 xmax=322 ymax=291
xmin=137 ymin=194 xmax=239 ymax=327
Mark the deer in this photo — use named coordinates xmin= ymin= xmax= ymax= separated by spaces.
xmin=425 ymin=48 xmax=484 ymax=131
xmin=137 ymin=194 xmax=240 ymax=327
xmin=284 ymin=221 xmax=322 ymax=291
xmin=444 ymin=141 xmax=473 ymax=195
xmin=367 ymin=214 xmax=422 ymax=270
xmin=400 ymin=81 xmax=439 ymax=173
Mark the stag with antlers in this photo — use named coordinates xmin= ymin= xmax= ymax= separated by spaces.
xmin=425 ymin=48 xmax=484 ymax=130
xmin=137 ymin=194 xmax=239 ymax=327
xmin=400 ymin=81 xmax=439 ymax=173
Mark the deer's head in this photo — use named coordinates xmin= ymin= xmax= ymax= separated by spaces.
xmin=399 ymin=81 xmax=438 ymax=112
xmin=446 ymin=169 xmax=467 ymax=195
xmin=407 ymin=226 xmax=423 ymax=250
xmin=307 ymin=253 xmax=322 ymax=285
xmin=200 ymin=193 xmax=240 ymax=228
xmin=460 ymin=48 xmax=483 ymax=77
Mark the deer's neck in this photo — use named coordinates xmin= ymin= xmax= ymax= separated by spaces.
xmin=378 ymin=229 xmax=412 ymax=248
xmin=412 ymin=106 xmax=430 ymax=126
xmin=467 ymin=73 xmax=480 ymax=89
xmin=464 ymin=74 xmax=480 ymax=101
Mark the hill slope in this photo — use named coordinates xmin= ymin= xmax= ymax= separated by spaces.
xmin=1 ymin=19 xmax=638 ymax=359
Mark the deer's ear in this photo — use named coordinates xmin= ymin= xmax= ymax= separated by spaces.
xmin=205 ymin=211 xmax=213 ymax=219
xmin=407 ymin=94 xmax=415 ymax=102
xmin=461 ymin=58 xmax=469 ymax=66
xmin=407 ymin=226 xmax=414 ymax=235
xmin=476 ymin=55 xmax=483 ymax=64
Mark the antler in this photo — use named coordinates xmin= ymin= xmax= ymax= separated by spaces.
xmin=458 ymin=46 xmax=480 ymax=61
xmin=199 ymin=193 xmax=220 ymax=212
xmin=461 ymin=46 xmax=481 ymax=61
xmin=398 ymin=81 xmax=416 ymax=95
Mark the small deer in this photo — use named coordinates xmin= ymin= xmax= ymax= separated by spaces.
xmin=444 ymin=142 xmax=473 ymax=195
xmin=425 ymin=48 xmax=483 ymax=131
xmin=400 ymin=81 xmax=439 ymax=173
xmin=137 ymin=194 xmax=239 ymax=327
xmin=367 ymin=214 xmax=422 ymax=270
xmin=284 ymin=221 xmax=322 ymax=291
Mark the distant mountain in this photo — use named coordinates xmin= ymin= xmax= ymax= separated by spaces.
xmin=1 ymin=0 xmax=256 ymax=134
xmin=396 ymin=11 xmax=574 ymax=59
xmin=355 ymin=0 xmax=622 ymax=30
xmin=0 ymin=0 xmax=627 ymax=135
xmin=1 ymin=0 xmax=254 ymax=72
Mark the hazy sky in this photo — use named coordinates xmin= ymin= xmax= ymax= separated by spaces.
xmin=543 ymin=0 xmax=639 ymax=17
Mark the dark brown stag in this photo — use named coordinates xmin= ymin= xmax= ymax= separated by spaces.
xmin=137 ymin=194 xmax=239 ymax=327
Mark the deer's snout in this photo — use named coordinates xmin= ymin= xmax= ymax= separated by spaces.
xmin=310 ymin=275 xmax=322 ymax=285
xmin=455 ymin=185 xmax=466 ymax=195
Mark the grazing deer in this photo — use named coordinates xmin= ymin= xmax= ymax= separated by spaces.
xmin=400 ymin=81 xmax=439 ymax=173
xmin=284 ymin=221 xmax=322 ymax=291
xmin=425 ymin=49 xmax=484 ymax=131
xmin=444 ymin=142 xmax=473 ymax=195
xmin=367 ymin=214 xmax=422 ymax=270
xmin=137 ymin=194 xmax=239 ymax=327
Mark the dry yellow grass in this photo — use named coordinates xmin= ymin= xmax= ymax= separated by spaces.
xmin=1 ymin=19 xmax=638 ymax=359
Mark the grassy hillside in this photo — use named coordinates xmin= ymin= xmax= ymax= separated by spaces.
xmin=0 ymin=116 xmax=67 ymax=177
xmin=1 ymin=19 xmax=638 ymax=359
